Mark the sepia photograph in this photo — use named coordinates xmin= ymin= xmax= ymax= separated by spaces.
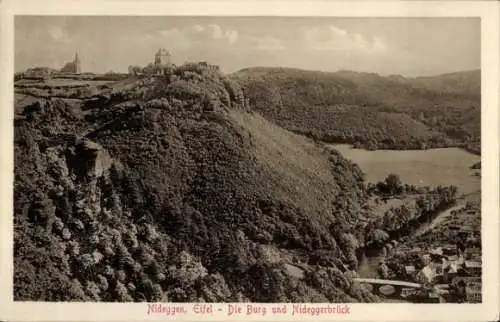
xmin=12 ymin=14 xmax=483 ymax=304
xmin=1 ymin=1 xmax=499 ymax=321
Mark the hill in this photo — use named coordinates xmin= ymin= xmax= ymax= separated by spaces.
xmin=410 ymin=70 xmax=480 ymax=98
xmin=14 ymin=65 xmax=378 ymax=302
xmin=232 ymin=68 xmax=480 ymax=153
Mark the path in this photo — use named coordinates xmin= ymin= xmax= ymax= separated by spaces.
xmin=413 ymin=203 xmax=465 ymax=237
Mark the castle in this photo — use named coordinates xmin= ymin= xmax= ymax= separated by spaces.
xmin=153 ymin=48 xmax=172 ymax=74
xmin=60 ymin=52 xmax=81 ymax=74
xmin=128 ymin=48 xmax=221 ymax=76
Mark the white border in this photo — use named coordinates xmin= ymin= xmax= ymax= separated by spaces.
xmin=1 ymin=1 xmax=499 ymax=321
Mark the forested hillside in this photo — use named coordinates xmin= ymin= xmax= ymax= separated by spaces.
xmin=14 ymin=62 xmax=470 ymax=303
xmin=232 ymin=68 xmax=480 ymax=153
xmin=14 ymin=64 xmax=378 ymax=302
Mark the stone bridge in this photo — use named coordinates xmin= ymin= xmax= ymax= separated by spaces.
xmin=354 ymin=278 xmax=424 ymax=301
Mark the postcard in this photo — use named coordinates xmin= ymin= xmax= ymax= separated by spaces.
xmin=0 ymin=0 xmax=498 ymax=321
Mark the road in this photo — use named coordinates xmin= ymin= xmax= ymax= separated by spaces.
xmin=413 ymin=203 xmax=465 ymax=237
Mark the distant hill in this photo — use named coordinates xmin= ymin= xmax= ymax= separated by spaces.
xmin=410 ymin=70 xmax=480 ymax=98
xmin=232 ymin=68 xmax=480 ymax=154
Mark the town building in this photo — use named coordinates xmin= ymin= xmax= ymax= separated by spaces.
xmin=466 ymin=286 xmax=482 ymax=303
xmin=464 ymin=261 xmax=481 ymax=276
xmin=405 ymin=265 xmax=415 ymax=275
xmin=464 ymin=247 xmax=481 ymax=260
xmin=415 ymin=265 xmax=435 ymax=284
xmin=401 ymin=287 xmax=418 ymax=298
xmin=442 ymin=262 xmax=458 ymax=283
xmin=452 ymin=276 xmax=481 ymax=303
xmin=441 ymin=244 xmax=458 ymax=256
xmin=19 ymin=67 xmax=56 ymax=79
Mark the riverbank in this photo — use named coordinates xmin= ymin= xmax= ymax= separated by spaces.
xmin=413 ymin=203 xmax=465 ymax=237
xmin=356 ymin=201 xmax=464 ymax=278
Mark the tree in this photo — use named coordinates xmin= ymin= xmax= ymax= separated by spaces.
xmin=384 ymin=174 xmax=402 ymax=195
xmin=368 ymin=229 xmax=389 ymax=246
xmin=382 ymin=210 xmax=396 ymax=231
xmin=128 ymin=65 xmax=142 ymax=75
xmin=143 ymin=63 xmax=155 ymax=75
xmin=115 ymin=281 xmax=133 ymax=301
xmin=151 ymin=284 xmax=164 ymax=301
xmin=377 ymin=262 xmax=389 ymax=279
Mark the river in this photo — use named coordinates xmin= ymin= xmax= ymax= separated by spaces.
xmin=325 ymin=144 xmax=477 ymax=278
xmin=356 ymin=202 xmax=465 ymax=278
xmin=328 ymin=144 xmax=480 ymax=194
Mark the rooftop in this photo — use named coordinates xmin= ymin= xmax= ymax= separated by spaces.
xmin=464 ymin=261 xmax=481 ymax=268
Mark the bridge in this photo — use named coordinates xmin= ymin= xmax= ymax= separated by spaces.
xmin=354 ymin=278 xmax=422 ymax=288
xmin=353 ymin=278 xmax=428 ymax=301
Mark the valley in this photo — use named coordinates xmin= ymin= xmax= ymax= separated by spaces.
xmin=325 ymin=144 xmax=481 ymax=303
xmin=13 ymin=62 xmax=481 ymax=304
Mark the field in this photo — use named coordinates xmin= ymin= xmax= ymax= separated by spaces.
xmin=366 ymin=197 xmax=417 ymax=219
xmin=330 ymin=144 xmax=480 ymax=194
xmin=13 ymin=76 xmax=139 ymax=116
xmin=16 ymin=78 xmax=114 ymax=87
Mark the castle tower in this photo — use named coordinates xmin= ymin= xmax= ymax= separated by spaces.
xmin=74 ymin=52 xmax=81 ymax=74
xmin=153 ymin=48 xmax=172 ymax=74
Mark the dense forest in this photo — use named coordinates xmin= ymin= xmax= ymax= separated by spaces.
xmin=232 ymin=68 xmax=480 ymax=154
xmin=15 ymin=63 xmax=378 ymax=302
xmin=13 ymin=62 xmax=476 ymax=303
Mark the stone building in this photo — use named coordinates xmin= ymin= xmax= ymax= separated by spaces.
xmin=198 ymin=61 xmax=220 ymax=71
xmin=60 ymin=52 xmax=82 ymax=74
xmin=153 ymin=48 xmax=172 ymax=74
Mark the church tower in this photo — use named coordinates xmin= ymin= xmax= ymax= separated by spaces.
xmin=74 ymin=52 xmax=81 ymax=74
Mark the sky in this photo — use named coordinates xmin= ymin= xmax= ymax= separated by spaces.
xmin=15 ymin=16 xmax=480 ymax=77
